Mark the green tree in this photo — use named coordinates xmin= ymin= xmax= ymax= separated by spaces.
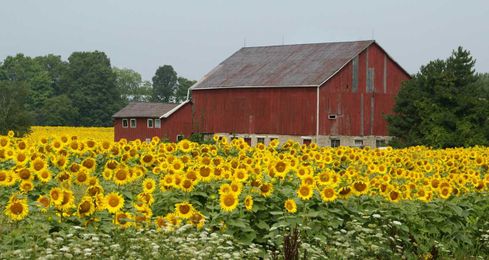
xmin=0 ymin=80 xmax=33 ymax=136
xmin=34 ymin=54 xmax=68 ymax=96
xmin=63 ymin=51 xmax=122 ymax=126
xmin=38 ymin=95 xmax=79 ymax=126
xmin=113 ymin=67 xmax=153 ymax=103
xmin=387 ymin=47 xmax=489 ymax=148
xmin=152 ymin=65 xmax=177 ymax=102
xmin=1 ymin=54 xmax=52 ymax=123
xmin=176 ymin=77 xmax=196 ymax=102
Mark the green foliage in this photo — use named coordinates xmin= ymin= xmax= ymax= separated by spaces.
xmin=38 ymin=95 xmax=79 ymax=126
xmin=151 ymin=65 xmax=177 ymax=102
xmin=63 ymin=51 xmax=123 ymax=126
xmin=0 ymin=80 xmax=33 ymax=136
xmin=113 ymin=67 xmax=152 ymax=103
xmin=387 ymin=47 xmax=489 ymax=148
xmin=176 ymin=77 xmax=196 ymax=102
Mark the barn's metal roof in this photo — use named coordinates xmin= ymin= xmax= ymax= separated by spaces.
xmin=113 ymin=102 xmax=179 ymax=118
xmin=192 ymin=40 xmax=375 ymax=90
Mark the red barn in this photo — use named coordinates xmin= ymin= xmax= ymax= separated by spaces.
xmin=191 ymin=40 xmax=410 ymax=147
xmin=113 ymin=101 xmax=192 ymax=142
xmin=113 ymin=40 xmax=410 ymax=147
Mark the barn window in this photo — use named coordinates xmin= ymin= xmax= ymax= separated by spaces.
xmin=244 ymin=137 xmax=251 ymax=146
xmin=367 ymin=68 xmax=375 ymax=93
xmin=147 ymin=119 xmax=153 ymax=128
xmin=328 ymin=114 xmax=337 ymax=120
xmin=176 ymin=134 xmax=184 ymax=142
xmin=122 ymin=119 xmax=128 ymax=128
xmin=155 ymin=119 xmax=161 ymax=128
xmin=256 ymin=137 xmax=265 ymax=144
xmin=302 ymin=137 xmax=312 ymax=145
xmin=376 ymin=139 xmax=387 ymax=148
xmin=354 ymin=139 xmax=364 ymax=147
xmin=330 ymin=139 xmax=340 ymax=148
xmin=130 ymin=119 xmax=136 ymax=128
xmin=352 ymin=56 xmax=359 ymax=92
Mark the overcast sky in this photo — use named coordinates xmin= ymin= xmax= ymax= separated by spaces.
xmin=1 ymin=0 xmax=488 ymax=81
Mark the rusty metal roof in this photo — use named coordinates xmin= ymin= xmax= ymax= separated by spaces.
xmin=113 ymin=102 xmax=179 ymax=118
xmin=192 ymin=40 xmax=374 ymax=90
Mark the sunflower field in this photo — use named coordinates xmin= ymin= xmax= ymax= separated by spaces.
xmin=2 ymin=127 xmax=489 ymax=259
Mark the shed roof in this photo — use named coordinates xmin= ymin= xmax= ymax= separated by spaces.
xmin=112 ymin=102 xmax=180 ymax=118
xmin=191 ymin=40 xmax=375 ymax=90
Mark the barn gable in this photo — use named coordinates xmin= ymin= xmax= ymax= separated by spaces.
xmin=192 ymin=40 xmax=378 ymax=90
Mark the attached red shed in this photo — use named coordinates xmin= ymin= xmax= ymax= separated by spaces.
xmin=113 ymin=101 xmax=192 ymax=142
xmin=191 ymin=40 xmax=410 ymax=147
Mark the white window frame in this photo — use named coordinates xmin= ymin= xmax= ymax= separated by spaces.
xmin=330 ymin=138 xmax=340 ymax=148
xmin=122 ymin=119 xmax=128 ymax=128
xmin=130 ymin=119 xmax=137 ymax=128
xmin=154 ymin=119 xmax=161 ymax=128
xmin=176 ymin=134 xmax=184 ymax=142
xmin=147 ymin=118 xmax=154 ymax=128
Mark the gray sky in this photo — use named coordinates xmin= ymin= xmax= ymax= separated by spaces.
xmin=1 ymin=0 xmax=488 ymax=81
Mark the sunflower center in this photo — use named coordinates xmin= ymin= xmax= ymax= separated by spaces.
xmin=77 ymin=173 xmax=87 ymax=182
xmin=10 ymin=202 xmax=24 ymax=215
xmin=179 ymin=205 xmax=191 ymax=214
xmin=390 ymin=191 xmax=399 ymax=200
xmin=0 ymin=172 xmax=6 ymax=181
xmin=323 ymin=188 xmax=335 ymax=198
xmin=354 ymin=182 xmax=367 ymax=192
xmin=19 ymin=169 xmax=30 ymax=180
xmin=33 ymin=161 xmax=44 ymax=171
xmin=115 ymin=170 xmax=127 ymax=180
xmin=109 ymin=197 xmax=120 ymax=207
xmin=299 ymin=186 xmax=310 ymax=196
xmin=143 ymin=155 xmax=153 ymax=163
xmin=223 ymin=195 xmax=236 ymax=207
xmin=275 ymin=162 xmax=286 ymax=173
xmin=79 ymin=201 xmax=91 ymax=214
xmin=200 ymin=167 xmax=210 ymax=177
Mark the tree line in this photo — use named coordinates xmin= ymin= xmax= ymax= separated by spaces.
xmin=0 ymin=51 xmax=195 ymax=136
xmin=387 ymin=47 xmax=489 ymax=148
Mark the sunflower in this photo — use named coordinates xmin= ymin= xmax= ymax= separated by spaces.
xmin=142 ymin=178 xmax=156 ymax=193
xmin=17 ymin=168 xmax=33 ymax=181
xmin=140 ymin=153 xmax=155 ymax=168
xmin=175 ymin=201 xmax=194 ymax=219
xmin=439 ymin=186 xmax=452 ymax=199
xmin=352 ymin=181 xmax=369 ymax=195
xmin=177 ymin=139 xmax=193 ymax=153
xmin=0 ymin=170 xmax=12 ymax=186
xmin=57 ymin=189 xmax=75 ymax=211
xmin=284 ymin=199 xmax=297 ymax=213
xmin=49 ymin=187 xmax=64 ymax=205
xmin=36 ymin=195 xmax=50 ymax=212
xmin=77 ymin=196 xmax=95 ymax=218
xmin=20 ymin=180 xmax=34 ymax=193
xmin=161 ymin=174 xmax=174 ymax=189
xmin=272 ymin=160 xmax=289 ymax=178
xmin=155 ymin=216 xmax=168 ymax=230
xmin=5 ymin=197 xmax=29 ymax=221
xmin=197 ymin=165 xmax=213 ymax=182
xmin=170 ymin=158 xmax=185 ymax=173
xmin=105 ymin=192 xmax=125 ymax=213
xmin=179 ymin=178 xmax=195 ymax=192
xmin=259 ymin=183 xmax=274 ymax=197
xmin=113 ymin=167 xmax=130 ymax=185
xmin=320 ymin=187 xmax=337 ymax=202
xmin=338 ymin=186 xmax=352 ymax=198
xmin=31 ymin=157 xmax=48 ymax=172
xmin=37 ymin=169 xmax=52 ymax=183
xmin=388 ymin=190 xmax=401 ymax=203
xmin=220 ymin=192 xmax=239 ymax=212
xmin=297 ymin=184 xmax=314 ymax=200
xmin=74 ymin=170 xmax=90 ymax=185
xmin=165 ymin=212 xmax=182 ymax=229
xmin=188 ymin=211 xmax=205 ymax=229
xmin=219 ymin=183 xmax=232 ymax=195
xmin=14 ymin=152 xmax=28 ymax=166
xmin=81 ymin=158 xmax=97 ymax=172
xmin=233 ymin=168 xmax=249 ymax=182
xmin=54 ymin=156 xmax=68 ymax=169
xmin=114 ymin=212 xmax=133 ymax=228
xmin=244 ymin=195 xmax=253 ymax=211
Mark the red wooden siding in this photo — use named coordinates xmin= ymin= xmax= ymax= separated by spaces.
xmin=192 ymin=87 xmax=317 ymax=136
xmin=319 ymin=43 xmax=410 ymax=136
xmin=114 ymin=102 xmax=193 ymax=142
